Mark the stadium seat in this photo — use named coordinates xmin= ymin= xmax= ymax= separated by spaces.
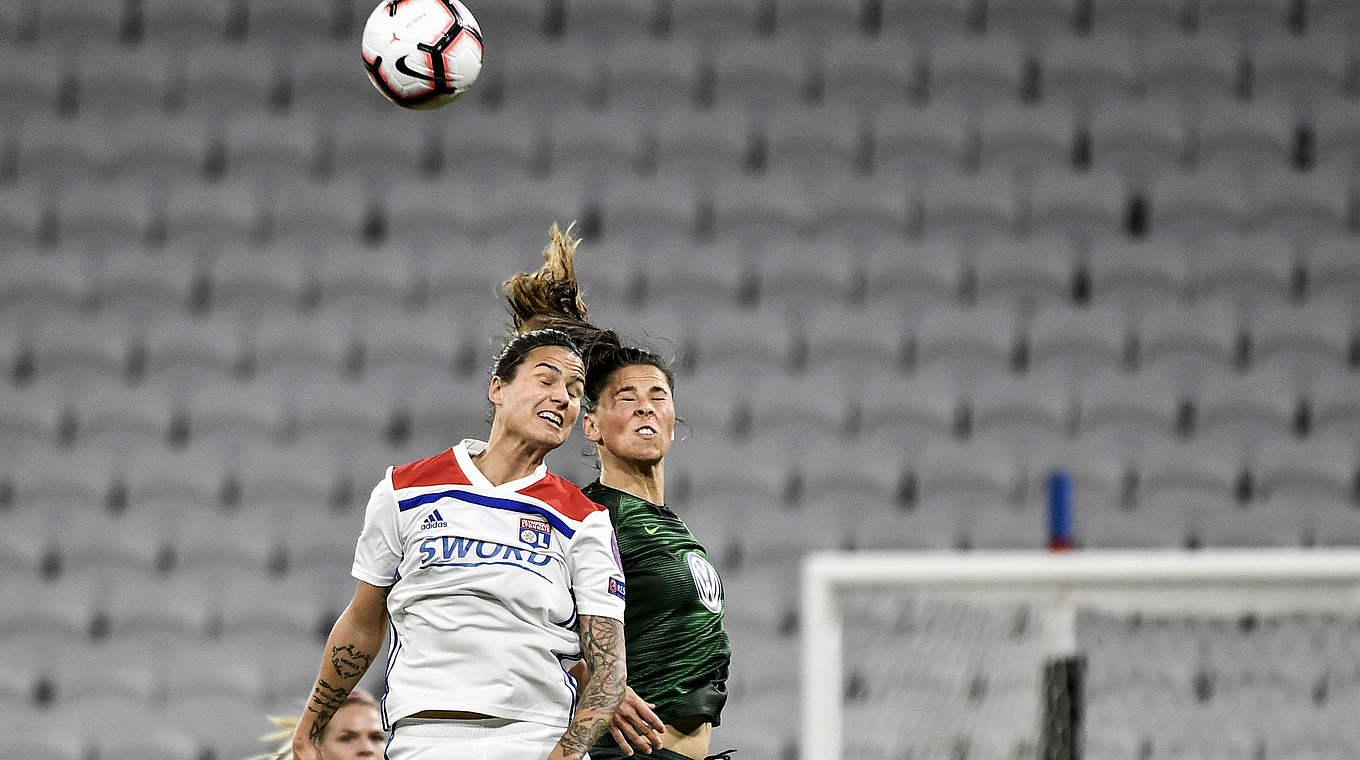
xmin=381 ymin=176 xmax=489 ymax=250
xmin=871 ymin=102 xmax=974 ymax=180
xmin=1194 ymin=367 xmax=1299 ymax=453
xmin=289 ymin=40 xmax=388 ymax=119
xmin=51 ymin=184 xmax=156 ymax=252
xmin=1303 ymin=235 xmax=1360 ymax=303
xmin=712 ymin=37 xmax=818 ymax=113
xmin=481 ymin=175 xmax=593 ymax=253
xmin=967 ymin=370 xmax=1074 ymax=448
xmin=9 ymin=118 xmax=111 ymax=190
xmin=708 ymin=171 xmax=814 ymax=251
xmin=1251 ymin=439 xmax=1357 ymax=504
xmin=1248 ymin=300 xmax=1355 ymax=383
xmin=243 ymin=0 xmax=346 ymax=45
xmin=1312 ymin=99 xmax=1360 ymax=173
xmin=673 ymin=365 xmax=750 ymax=443
xmin=263 ymin=176 xmax=375 ymax=249
xmin=856 ymin=366 xmax=959 ymax=453
xmin=1038 ymin=33 xmax=1140 ymax=108
xmin=1251 ymin=31 xmax=1353 ymax=115
xmin=0 ymin=48 xmax=66 ymax=118
xmin=115 ymin=116 xmax=214 ymax=190
xmin=753 ymin=237 xmax=860 ymax=310
xmin=0 ymin=186 xmax=51 ymax=249
xmin=986 ymin=0 xmax=1078 ymax=40
xmin=222 ymin=112 xmax=322 ymax=187
xmin=83 ymin=565 xmax=215 ymax=639
xmin=651 ymin=106 xmax=754 ymax=187
xmin=404 ymin=372 xmax=505 ymax=454
xmin=920 ymin=171 xmax=1023 ymax=242
xmin=46 ymin=638 xmax=160 ymax=705
xmin=1312 ymin=373 xmax=1360 ymax=446
xmin=914 ymin=305 xmax=1021 ymax=382
xmin=1149 ymin=168 xmax=1250 ymax=241
xmin=182 ymin=377 xmax=286 ymax=456
xmin=683 ymin=440 xmax=791 ymax=506
xmin=544 ymin=107 xmax=647 ymax=189
xmin=684 ymin=304 xmax=802 ymax=374
xmin=160 ymin=181 xmax=262 ymax=250
xmin=818 ymin=37 xmax=919 ymax=114
xmin=330 ymin=110 xmax=440 ymax=190
xmin=313 ymin=240 xmax=420 ymax=318
xmin=861 ymin=236 xmax=967 ymax=315
xmin=1028 ymin=305 xmax=1130 ymax=378
xmin=914 ymin=436 xmax=1024 ymax=515
xmin=182 ymin=42 xmax=279 ymax=118
xmin=1252 ymin=167 xmax=1354 ymax=243
xmin=93 ymin=726 xmax=202 ymax=760
xmin=26 ymin=0 xmax=129 ymax=46
xmin=356 ymin=309 xmax=463 ymax=390
xmin=0 ymin=254 xmax=95 ymax=329
xmin=288 ymin=376 xmax=401 ymax=451
xmin=1087 ymin=237 xmax=1192 ymax=313
xmin=1191 ymin=232 xmax=1297 ymax=310
xmin=599 ymin=37 xmax=705 ymax=112
xmin=880 ymin=0 xmax=975 ymax=42
xmin=924 ymin=33 xmax=1029 ymax=112
xmin=598 ymin=174 xmax=701 ymax=250
xmin=1025 ymin=437 xmax=1129 ymax=516
xmin=140 ymin=0 xmax=240 ymax=46
xmin=1088 ymin=97 xmax=1189 ymax=185
xmin=976 ymin=102 xmax=1077 ymax=178
xmin=1195 ymin=101 xmax=1296 ymax=174
xmin=1144 ymin=34 xmax=1244 ymax=105
xmin=139 ymin=314 xmax=245 ymax=390
xmin=498 ymin=39 xmax=604 ymax=115
xmin=1135 ymin=299 xmax=1242 ymax=380
xmin=69 ymin=383 xmax=175 ymax=452
xmin=1136 ymin=439 xmax=1245 ymax=505
xmin=669 ymin=0 xmax=763 ymax=41
xmin=746 ymin=368 xmax=854 ymax=444
xmin=58 ymin=503 xmax=168 ymax=575
xmin=1027 ymin=168 xmax=1130 ymax=243
xmin=801 ymin=303 xmax=911 ymax=373
xmin=563 ymin=0 xmax=661 ymax=44
xmin=122 ymin=447 xmax=227 ymax=510
xmin=1198 ymin=0 xmax=1293 ymax=40
xmin=972 ymin=234 xmax=1078 ymax=310
xmin=764 ymin=103 xmax=865 ymax=179
xmin=71 ymin=44 xmax=176 ymax=118
xmin=772 ymin=0 xmax=860 ymax=37
xmin=1082 ymin=489 xmax=1198 ymax=548
xmin=1075 ymin=369 xmax=1183 ymax=455
xmin=808 ymin=172 xmax=913 ymax=248
xmin=169 ymin=506 xmax=285 ymax=575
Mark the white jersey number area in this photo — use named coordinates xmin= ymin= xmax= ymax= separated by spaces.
xmin=686 ymin=551 xmax=724 ymax=614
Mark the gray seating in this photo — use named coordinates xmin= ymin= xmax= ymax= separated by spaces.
xmin=925 ymin=33 xmax=1028 ymax=112
xmin=1029 ymin=305 xmax=1130 ymax=378
xmin=872 ymin=102 xmax=974 ymax=180
xmin=1038 ymin=33 xmax=1141 ymax=108
xmin=977 ymin=101 xmax=1077 ymax=178
xmin=972 ymin=234 xmax=1078 ymax=310
xmin=1027 ymin=168 xmax=1130 ymax=243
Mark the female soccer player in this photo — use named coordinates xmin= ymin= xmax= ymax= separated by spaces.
xmin=502 ymin=225 xmax=733 ymax=760
xmin=289 ymin=329 xmax=629 ymax=760
xmin=256 ymin=690 xmax=385 ymax=760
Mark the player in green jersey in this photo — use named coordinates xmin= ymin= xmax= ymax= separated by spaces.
xmin=501 ymin=224 xmax=733 ymax=760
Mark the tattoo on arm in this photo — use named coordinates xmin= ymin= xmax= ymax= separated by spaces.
xmin=557 ymin=615 xmax=626 ymax=758
xmin=331 ymin=644 xmax=375 ymax=679
xmin=303 ymin=642 xmax=378 ymax=741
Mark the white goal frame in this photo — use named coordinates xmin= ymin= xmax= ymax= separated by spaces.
xmin=801 ymin=548 xmax=1360 ymax=760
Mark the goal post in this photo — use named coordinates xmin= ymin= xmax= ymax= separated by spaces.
xmin=802 ymin=549 xmax=1360 ymax=760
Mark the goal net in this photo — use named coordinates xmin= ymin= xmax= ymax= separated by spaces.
xmin=802 ymin=549 xmax=1360 ymax=760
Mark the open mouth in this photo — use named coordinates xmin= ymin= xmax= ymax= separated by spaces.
xmin=636 ymin=425 xmax=657 ymax=438
xmin=538 ymin=410 xmax=564 ymax=428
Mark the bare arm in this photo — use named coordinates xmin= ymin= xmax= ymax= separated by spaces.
xmin=292 ymin=581 xmax=391 ymax=760
xmin=570 ymin=663 xmax=664 ymax=756
xmin=548 ymin=614 xmax=628 ymax=760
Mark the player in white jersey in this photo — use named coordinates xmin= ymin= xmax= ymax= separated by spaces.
xmin=290 ymin=329 xmax=629 ymax=760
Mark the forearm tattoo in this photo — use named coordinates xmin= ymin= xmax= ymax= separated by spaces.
xmin=303 ymin=643 xmax=377 ymax=741
xmin=559 ymin=615 xmax=627 ymax=757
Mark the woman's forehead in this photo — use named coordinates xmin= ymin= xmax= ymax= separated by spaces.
xmin=605 ymin=364 xmax=670 ymax=391
xmin=524 ymin=345 xmax=585 ymax=375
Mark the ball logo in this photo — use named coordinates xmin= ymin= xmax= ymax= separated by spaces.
xmin=686 ymin=551 xmax=723 ymax=614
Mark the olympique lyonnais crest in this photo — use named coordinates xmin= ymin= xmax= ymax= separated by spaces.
xmin=519 ymin=516 xmax=551 ymax=549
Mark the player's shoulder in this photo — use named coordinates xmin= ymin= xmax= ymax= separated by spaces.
xmin=390 ymin=448 xmax=472 ymax=490
xmin=522 ymin=471 xmax=608 ymax=522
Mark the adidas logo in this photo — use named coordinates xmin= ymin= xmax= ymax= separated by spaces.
xmin=420 ymin=509 xmax=448 ymax=530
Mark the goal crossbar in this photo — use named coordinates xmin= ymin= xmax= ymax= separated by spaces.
xmin=801 ymin=548 xmax=1360 ymax=760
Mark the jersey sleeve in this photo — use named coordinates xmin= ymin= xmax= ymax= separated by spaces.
xmin=351 ymin=469 xmax=402 ymax=587
xmin=568 ymin=508 xmax=627 ymax=621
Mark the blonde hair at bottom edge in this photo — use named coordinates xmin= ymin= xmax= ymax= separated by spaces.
xmin=250 ymin=690 xmax=381 ymax=760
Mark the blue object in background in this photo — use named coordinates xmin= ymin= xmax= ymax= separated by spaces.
xmin=1048 ymin=469 xmax=1074 ymax=551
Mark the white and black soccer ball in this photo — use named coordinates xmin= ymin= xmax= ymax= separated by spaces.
xmin=361 ymin=0 xmax=484 ymax=110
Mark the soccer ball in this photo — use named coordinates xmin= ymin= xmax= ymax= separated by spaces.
xmin=361 ymin=0 xmax=484 ymax=110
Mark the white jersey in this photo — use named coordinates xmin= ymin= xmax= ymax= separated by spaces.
xmin=352 ymin=439 xmax=626 ymax=729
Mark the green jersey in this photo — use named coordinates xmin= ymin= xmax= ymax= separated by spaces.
xmin=582 ymin=481 xmax=730 ymax=728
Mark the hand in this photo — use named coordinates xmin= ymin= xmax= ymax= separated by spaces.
xmin=608 ymin=687 xmax=665 ymax=756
